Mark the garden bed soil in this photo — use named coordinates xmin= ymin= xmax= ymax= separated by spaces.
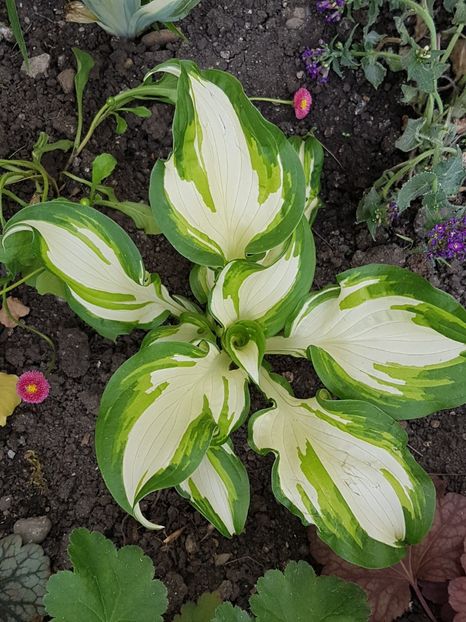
xmin=0 ymin=1 xmax=465 ymax=620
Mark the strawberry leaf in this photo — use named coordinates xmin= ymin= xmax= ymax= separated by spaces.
xmin=44 ymin=528 xmax=167 ymax=622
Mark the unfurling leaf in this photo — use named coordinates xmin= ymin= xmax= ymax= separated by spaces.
xmin=0 ymin=534 xmax=50 ymax=620
xmin=44 ymin=528 xmax=167 ymax=622
xmin=173 ymin=592 xmax=222 ymax=622
xmin=249 ymin=560 xmax=370 ymax=621
xmin=309 ymin=484 xmax=466 ymax=621
xmin=0 ymin=372 xmax=21 ymax=426
xmin=0 ymin=296 xmax=30 ymax=328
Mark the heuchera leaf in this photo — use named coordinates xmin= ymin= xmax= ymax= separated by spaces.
xmin=249 ymin=560 xmax=370 ymax=621
xmin=449 ymin=539 xmax=466 ymax=621
xmin=309 ymin=483 xmax=466 ymax=622
xmin=44 ymin=528 xmax=168 ymax=622
xmin=173 ymin=592 xmax=222 ymax=622
xmin=0 ymin=534 xmax=51 ymax=621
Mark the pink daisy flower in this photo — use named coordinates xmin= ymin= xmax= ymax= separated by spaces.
xmin=16 ymin=371 xmax=50 ymax=404
xmin=293 ymin=88 xmax=312 ymax=120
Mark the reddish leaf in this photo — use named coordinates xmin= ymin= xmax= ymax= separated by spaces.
xmin=0 ymin=297 xmax=30 ymax=328
xmin=448 ymin=540 xmax=466 ymax=622
xmin=309 ymin=483 xmax=466 ymax=622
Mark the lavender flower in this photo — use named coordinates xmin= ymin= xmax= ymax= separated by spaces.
xmin=427 ymin=215 xmax=466 ymax=262
xmin=301 ymin=47 xmax=330 ymax=84
xmin=316 ymin=0 xmax=345 ymax=23
xmin=387 ymin=201 xmax=399 ymax=225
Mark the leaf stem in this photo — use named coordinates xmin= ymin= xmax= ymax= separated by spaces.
xmin=400 ymin=0 xmax=437 ymax=50
xmin=441 ymin=23 xmax=465 ymax=64
xmin=352 ymin=50 xmax=401 ymax=61
xmin=249 ymin=96 xmax=293 ymax=105
xmin=0 ymin=268 xmax=45 ymax=296
xmin=2 ymin=291 xmax=56 ymax=373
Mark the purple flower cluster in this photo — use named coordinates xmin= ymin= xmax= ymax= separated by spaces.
xmin=302 ymin=47 xmax=330 ymax=84
xmin=316 ymin=0 xmax=345 ymax=23
xmin=427 ymin=215 xmax=466 ymax=261
xmin=387 ymin=200 xmax=399 ymax=224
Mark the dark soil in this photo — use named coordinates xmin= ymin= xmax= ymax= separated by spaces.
xmin=0 ymin=1 xmax=464 ymax=621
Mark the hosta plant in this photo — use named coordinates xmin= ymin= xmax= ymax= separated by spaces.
xmin=66 ymin=0 xmax=201 ymax=39
xmin=2 ymin=60 xmax=466 ymax=569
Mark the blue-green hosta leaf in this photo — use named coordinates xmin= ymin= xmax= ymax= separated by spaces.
xmin=249 ymin=369 xmax=435 ymax=568
xmin=149 ymin=60 xmax=305 ymax=266
xmin=96 ymin=341 xmax=250 ymax=529
xmin=2 ymin=202 xmax=184 ymax=340
xmin=209 ymin=219 xmax=314 ymax=337
xmin=0 ymin=534 xmax=50 ymax=622
xmin=141 ymin=313 xmax=216 ymax=348
xmin=71 ymin=0 xmax=201 ymax=38
xmin=267 ymin=264 xmax=466 ymax=419
xmin=44 ymin=529 xmax=167 ymax=622
xmin=289 ymin=135 xmax=324 ymax=223
xmin=177 ymin=441 xmax=250 ymax=537
xmin=249 ymin=560 xmax=370 ymax=621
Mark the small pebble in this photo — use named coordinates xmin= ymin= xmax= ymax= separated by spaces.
xmin=21 ymin=53 xmax=51 ymax=78
xmin=57 ymin=68 xmax=76 ymax=94
xmin=13 ymin=516 xmax=52 ymax=544
xmin=7 ymin=450 xmax=15 ymax=459
xmin=214 ymin=552 xmax=232 ymax=566
xmin=141 ymin=29 xmax=179 ymax=47
xmin=430 ymin=420 xmax=440 ymax=429
xmin=184 ymin=533 xmax=198 ymax=555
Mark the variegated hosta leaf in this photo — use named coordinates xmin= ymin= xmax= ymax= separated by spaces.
xmin=267 ymin=264 xmax=466 ymax=419
xmin=223 ymin=321 xmax=266 ymax=385
xmin=149 ymin=60 xmax=305 ymax=266
xmin=2 ymin=202 xmax=184 ymax=340
xmin=209 ymin=219 xmax=315 ymax=337
xmin=141 ymin=313 xmax=216 ymax=348
xmin=96 ymin=341 xmax=250 ymax=529
xmin=177 ymin=440 xmax=250 ymax=537
xmin=70 ymin=0 xmax=201 ymax=38
xmin=250 ymin=368 xmax=435 ymax=568
xmin=190 ymin=264 xmax=217 ymax=304
xmin=289 ymin=135 xmax=324 ymax=223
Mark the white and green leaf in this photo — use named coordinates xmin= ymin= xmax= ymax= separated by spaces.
xmin=176 ymin=440 xmax=250 ymax=538
xmin=2 ymin=202 xmax=184 ymax=340
xmin=149 ymin=60 xmax=305 ymax=266
xmin=96 ymin=341 xmax=249 ymax=529
xmin=250 ymin=368 xmax=435 ymax=568
xmin=209 ymin=219 xmax=314 ymax=337
xmin=289 ymin=135 xmax=324 ymax=223
xmin=267 ymin=264 xmax=466 ymax=419
xmin=141 ymin=313 xmax=216 ymax=349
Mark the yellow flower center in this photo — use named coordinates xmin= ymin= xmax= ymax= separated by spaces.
xmin=25 ymin=383 xmax=38 ymax=394
xmin=300 ymin=99 xmax=308 ymax=109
